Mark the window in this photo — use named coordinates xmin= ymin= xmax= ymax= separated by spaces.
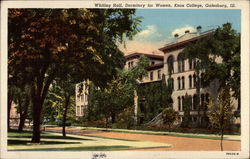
xmin=81 ymin=94 xmax=84 ymax=102
xmin=201 ymin=73 xmax=205 ymax=88
xmin=178 ymin=77 xmax=181 ymax=90
xmin=128 ymin=62 xmax=130 ymax=68
xmin=158 ymin=70 xmax=161 ymax=80
xmin=189 ymin=75 xmax=192 ymax=88
xmin=182 ymin=76 xmax=185 ymax=89
xmin=177 ymin=53 xmax=185 ymax=72
xmin=81 ymin=105 xmax=84 ymax=115
xmin=189 ymin=59 xmax=193 ymax=70
xmin=201 ymin=94 xmax=205 ymax=109
xmin=171 ymin=78 xmax=174 ymax=90
xmin=77 ymin=106 xmax=80 ymax=116
xmin=178 ymin=97 xmax=181 ymax=111
xmin=152 ymin=61 xmax=155 ymax=65
xmin=131 ymin=61 xmax=134 ymax=67
xmin=77 ymin=95 xmax=80 ymax=102
xmin=85 ymin=94 xmax=88 ymax=102
xmin=167 ymin=55 xmax=174 ymax=74
xmin=150 ymin=72 xmax=154 ymax=81
xmin=193 ymin=74 xmax=196 ymax=88
xmin=181 ymin=96 xmax=185 ymax=111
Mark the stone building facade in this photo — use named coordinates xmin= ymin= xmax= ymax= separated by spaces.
xmin=75 ymin=26 xmax=239 ymax=124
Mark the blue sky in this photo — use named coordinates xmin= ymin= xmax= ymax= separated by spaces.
xmin=120 ymin=9 xmax=241 ymax=54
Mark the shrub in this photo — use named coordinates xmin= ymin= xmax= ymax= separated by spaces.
xmin=161 ymin=108 xmax=178 ymax=128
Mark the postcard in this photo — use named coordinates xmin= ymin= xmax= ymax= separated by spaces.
xmin=1 ymin=0 xmax=249 ymax=159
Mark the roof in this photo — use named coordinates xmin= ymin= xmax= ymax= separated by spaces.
xmin=159 ymin=29 xmax=215 ymax=53
xmin=125 ymin=52 xmax=164 ymax=60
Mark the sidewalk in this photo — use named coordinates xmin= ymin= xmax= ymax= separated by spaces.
xmin=71 ymin=126 xmax=240 ymax=141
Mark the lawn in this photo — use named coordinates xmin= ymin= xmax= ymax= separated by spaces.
xmin=8 ymin=129 xmax=171 ymax=151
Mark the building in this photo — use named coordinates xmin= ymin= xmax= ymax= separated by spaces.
xmin=159 ymin=26 xmax=238 ymax=124
xmin=75 ymin=53 xmax=164 ymax=118
xmin=125 ymin=52 xmax=164 ymax=83
xmin=75 ymin=26 xmax=239 ymax=125
xmin=75 ymin=81 xmax=89 ymax=117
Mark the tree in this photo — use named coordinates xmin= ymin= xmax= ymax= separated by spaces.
xmin=45 ymin=76 xmax=75 ymax=137
xmin=207 ymin=87 xmax=234 ymax=151
xmin=181 ymin=93 xmax=192 ymax=128
xmin=183 ymin=23 xmax=240 ymax=110
xmin=8 ymin=9 xmax=141 ymax=142
xmin=88 ymin=56 xmax=150 ymax=125
xmin=15 ymin=86 xmax=31 ymax=131
xmin=161 ymin=108 xmax=178 ymax=128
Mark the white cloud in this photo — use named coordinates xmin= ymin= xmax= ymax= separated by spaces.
xmin=119 ymin=25 xmax=168 ymax=54
xmin=134 ymin=25 xmax=163 ymax=42
xmin=171 ymin=25 xmax=196 ymax=36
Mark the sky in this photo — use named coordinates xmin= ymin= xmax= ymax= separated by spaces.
xmin=119 ymin=9 xmax=241 ymax=55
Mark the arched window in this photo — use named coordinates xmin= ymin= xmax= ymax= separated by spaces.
xmin=167 ymin=55 xmax=174 ymax=74
xmin=189 ymin=75 xmax=192 ymax=88
xmin=177 ymin=53 xmax=185 ymax=72
xmin=171 ymin=78 xmax=174 ymax=90
xmin=189 ymin=59 xmax=193 ymax=70
xmin=178 ymin=77 xmax=180 ymax=90
xmin=182 ymin=76 xmax=185 ymax=89
xmin=181 ymin=96 xmax=185 ymax=111
xmin=201 ymin=94 xmax=205 ymax=109
xmin=193 ymin=74 xmax=196 ymax=88
xmin=168 ymin=78 xmax=174 ymax=90
xmin=178 ymin=97 xmax=181 ymax=111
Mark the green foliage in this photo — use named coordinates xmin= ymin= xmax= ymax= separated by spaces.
xmin=161 ymin=108 xmax=178 ymax=127
xmin=207 ymin=88 xmax=234 ymax=130
xmin=137 ymin=74 xmax=173 ymax=123
xmin=181 ymin=94 xmax=192 ymax=128
xmin=207 ymin=87 xmax=234 ymax=151
xmin=8 ymin=9 xmax=141 ymax=142
xmin=183 ymin=23 xmax=240 ymax=100
xmin=115 ymin=106 xmax=135 ymax=129
xmin=87 ymin=56 xmax=150 ymax=124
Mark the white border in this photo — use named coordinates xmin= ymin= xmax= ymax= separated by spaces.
xmin=1 ymin=1 xmax=249 ymax=159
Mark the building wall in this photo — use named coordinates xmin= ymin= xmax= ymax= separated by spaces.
xmin=162 ymin=31 xmax=239 ymax=123
xmin=75 ymin=81 xmax=89 ymax=117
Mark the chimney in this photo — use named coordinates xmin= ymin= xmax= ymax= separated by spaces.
xmin=174 ymin=33 xmax=179 ymax=42
xmin=197 ymin=26 xmax=202 ymax=35
xmin=185 ymin=30 xmax=190 ymax=34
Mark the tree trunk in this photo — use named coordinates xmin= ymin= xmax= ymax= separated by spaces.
xmin=18 ymin=96 xmax=29 ymax=131
xmin=220 ymin=128 xmax=224 ymax=151
xmin=31 ymin=97 xmax=43 ymax=143
xmin=62 ymin=95 xmax=70 ymax=137
xmin=8 ymin=96 xmax=13 ymax=131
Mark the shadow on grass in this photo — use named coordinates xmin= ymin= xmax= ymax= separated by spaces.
xmin=8 ymin=129 xmax=91 ymax=140
xmin=8 ymin=139 xmax=81 ymax=145
xmin=11 ymin=146 xmax=132 ymax=151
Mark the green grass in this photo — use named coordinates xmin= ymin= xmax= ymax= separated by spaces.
xmin=10 ymin=146 xmax=132 ymax=151
xmin=81 ymin=127 xmax=235 ymax=140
